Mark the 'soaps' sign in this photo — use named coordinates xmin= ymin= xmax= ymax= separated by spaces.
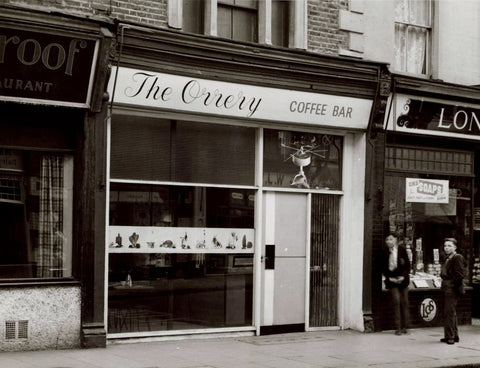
xmin=0 ymin=26 xmax=98 ymax=107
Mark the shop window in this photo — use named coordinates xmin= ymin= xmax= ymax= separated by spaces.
xmin=110 ymin=116 xmax=255 ymax=186
xmin=263 ymin=129 xmax=343 ymax=190
xmin=383 ymin=174 xmax=472 ymax=288
xmin=0 ymin=149 xmax=73 ymax=279
xmin=394 ymin=0 xmax=432 ymax=75
xmin=108 ymin=183 xmax=254 ymax=333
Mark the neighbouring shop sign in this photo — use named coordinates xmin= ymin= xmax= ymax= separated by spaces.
xmin=0 ymin=26 xmax=99 ymax=107
xmin=420 ymin=298 xmax=437 ymax=322
xmin=387 ymin=94 xmax=480 ymax=140
xmin=406 ymin=178 xmax=449 ymax=203
xmin=108 ymin=66 xmax=373 ymax=130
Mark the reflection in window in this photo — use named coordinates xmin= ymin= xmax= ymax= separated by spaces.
xmin=0 ymin=149 xmax=73 ymax=279
xmin=110 ymin=184 xmax=254 ymax=229
xmin=263 ymin=129 xmax=343 ymax=190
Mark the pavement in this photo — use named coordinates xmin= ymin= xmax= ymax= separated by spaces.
xmin=1 ymin=325 xmax=480 ymax=368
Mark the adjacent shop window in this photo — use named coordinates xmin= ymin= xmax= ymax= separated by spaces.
xmin=0 ymin=149 xmax=73 ymax=279
xmin=110 ymin=115 xmax=255 ymax=186
xmin=263 ymin=129 xmax=343 ymax=190
xmin=384 ymin=146 xmax=473 ymax=288
xmin=394 ymin=0 xmax=432 ymax=75
xmin=108 ymin=118 xmax=255 ymax=333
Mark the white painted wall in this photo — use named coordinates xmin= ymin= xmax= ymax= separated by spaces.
xmin=340 ymin=133 xmax=366 ymax=331
xmin=435 ymin=0 xmax=480 ymax=85
xmin=362 ymin=0 xmax=480 ymax=86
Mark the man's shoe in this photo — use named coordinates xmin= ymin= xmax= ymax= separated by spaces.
xmin=446 ymin=339 xmax=455 ymax=345
xmin=401 ymin=328 xmax=408 ymax=334
xmin=440 ymin=336 xmax=459 ymax=343
xmin=395 ymin=330 xmax=402 ymax=336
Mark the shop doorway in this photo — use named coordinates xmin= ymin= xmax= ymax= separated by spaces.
xmin=262 ymin=192 xmax=340 ymax=331
xmin=263 ymin=191 xmax=307 ymax=331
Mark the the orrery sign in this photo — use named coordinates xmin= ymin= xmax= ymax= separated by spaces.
xmin=0 ymin=26 xmax=98 ymax=107
xmin=109 ymin=66 xmax=373 ymax=129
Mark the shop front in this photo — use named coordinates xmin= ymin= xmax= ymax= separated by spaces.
xmin=371 ymin=77 xmax=480 ymax=330
xmin=106 ymin=25 xmax=389 ymax=339
xmin=0 ymin=7 xmax=111 ymax=350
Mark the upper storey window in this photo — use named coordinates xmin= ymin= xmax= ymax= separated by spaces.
xmin=218 ymin=0 xmax=258 ymax=43
xmin=177 ymin=0 xmax=303 ymax=48
xmin=394 ymin=0 xmax=432 ymax=75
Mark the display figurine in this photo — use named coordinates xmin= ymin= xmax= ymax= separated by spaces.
xmin=227 ymin=232 xmax=238 ymax=249
xmin=160 ymin=240 xmax=175 ymax=248
xmin=181 ymin=233 xmax=190 ymax=249
xmin=128 ymin=232 xmax=140 ymax=248
xmin=212 ymin=236 xmax=222 ymax=248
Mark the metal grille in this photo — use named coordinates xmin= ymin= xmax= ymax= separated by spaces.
xmin=309 ymin=194 xmax=340 ymax=327
xmin=4 ymin=320 xmax=28 ymax=339
xmin=18 ymin=321 xmax=28 ymax=339
xmin=386 ymin=146 xmax=474 ymax=176
xmin=5 ymin=321 xmax=16 ymax=340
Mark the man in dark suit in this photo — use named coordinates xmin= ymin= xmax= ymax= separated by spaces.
xmin=440 ymin=238 xmax=465 ymax=345
xmin=382 ymin=233 xmax=411 ymax=335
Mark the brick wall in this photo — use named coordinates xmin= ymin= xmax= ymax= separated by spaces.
xmin=308 ymin=0 xmax=349 ymax=56
xmin=4 ymin=0 xmax=168 ymax=27
xmin=6 ymin=0 xmax=352 ymax=55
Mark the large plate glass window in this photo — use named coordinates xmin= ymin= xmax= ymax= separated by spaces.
xmin=384 ymin=146 xmax=473 ymax=289
xmin=263 ymin=129 xmax=343 ymax=190
xmin=0 ymin=148 xmax=73 ymax=279
xmin=108 ymin=116 xmax=256 ymax=333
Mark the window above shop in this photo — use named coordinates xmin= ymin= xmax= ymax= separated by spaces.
xmin=394 ymin=0 xmax=432 ymax=76
xmin=173 ymin=0 xmax=305 ymax=48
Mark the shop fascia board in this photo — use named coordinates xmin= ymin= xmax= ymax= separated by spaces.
xmin=392 ymin=74 xmax=480 ymax=106
xmin=114 ymin=22 xmax=387 ymax=100
xmin=0 ymin=5 xmax=114 ymax=113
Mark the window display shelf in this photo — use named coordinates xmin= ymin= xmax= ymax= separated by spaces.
xmin=108 ymin=225 xmax=255 ymax=253
xmin=108 ymin=247 xmax=254 ymax=254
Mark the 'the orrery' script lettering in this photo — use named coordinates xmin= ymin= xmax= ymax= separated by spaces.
xmin=124 ymin=72 xmax=263 ymax=118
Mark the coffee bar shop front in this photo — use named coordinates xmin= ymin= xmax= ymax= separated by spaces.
xmin=374 ymin=90 xmax=480 ymax=330
xmin=105 ymin=60 xmax=378 ymax=339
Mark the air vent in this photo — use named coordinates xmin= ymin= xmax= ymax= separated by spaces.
xmin=5 ymin=320 xmax=28 ymax=340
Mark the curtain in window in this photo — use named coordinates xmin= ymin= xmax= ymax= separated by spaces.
xmin=394 ymin=0 xmax=430 ymax=74
xmin=36 ymin=155 xmax=64 ymax=277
